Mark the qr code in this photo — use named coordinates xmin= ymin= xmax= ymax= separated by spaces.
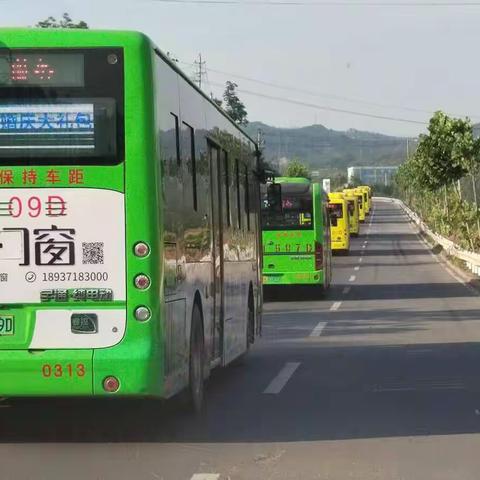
xmin=82 ymin=242 xmax=104 ymax=264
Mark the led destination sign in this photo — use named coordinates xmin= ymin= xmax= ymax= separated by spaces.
xmin=0 ymin=53 xmax=84 ymax=87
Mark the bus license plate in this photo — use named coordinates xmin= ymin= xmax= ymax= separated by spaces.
xmin=0 ymin=315 xmax=14 ymax=336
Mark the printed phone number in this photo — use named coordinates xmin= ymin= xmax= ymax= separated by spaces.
xmin=42 ymin=272 xmax=109 ymax=282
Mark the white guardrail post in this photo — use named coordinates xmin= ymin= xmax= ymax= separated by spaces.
xmin=373 ymin=196 xmax=480 ymax=277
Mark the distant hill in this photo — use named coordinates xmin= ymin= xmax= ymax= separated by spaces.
xmin=245 ymin=122 xmax=410 ymax=172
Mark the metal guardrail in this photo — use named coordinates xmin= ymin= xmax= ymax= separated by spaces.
xmin=374 ymin=196 xmax=480 ymax=277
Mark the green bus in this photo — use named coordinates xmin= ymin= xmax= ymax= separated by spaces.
xmin=261 ymin=177 xmax=332 ymax=291
xmin=0 ymin=29 xmax=262 ymax=410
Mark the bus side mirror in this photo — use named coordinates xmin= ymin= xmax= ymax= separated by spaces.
xmin=267 ymin=183 xmax=282 ymax=214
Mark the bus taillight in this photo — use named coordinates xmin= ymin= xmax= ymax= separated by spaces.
xmin=103 ymin=376 xmax=120 ymax=393
xmin=134 ymin=306 xmax=151 ymax=322
xmin=315 ymin=242 xmax=323 ymax=270
xmin=134 ymin=242 xmax=150 ymax=258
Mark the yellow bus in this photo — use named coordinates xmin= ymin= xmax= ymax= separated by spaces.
xmin=327 ymin=192 xmax=350 ymax=253
xmin=353 ymin=187 xmax=366 ymax=222
xmin=342 ymin=190 xmax=360 ymax=236
xmin=358 ymin=186 xmax=370 ymax=215
xmin=366 ymin=185 xmax=372 ymax=209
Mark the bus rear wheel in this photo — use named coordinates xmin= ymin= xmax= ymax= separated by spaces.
xmin=188 ymin=304 xmax=205 ymax=413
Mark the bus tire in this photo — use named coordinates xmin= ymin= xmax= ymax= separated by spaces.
xmin=188 ymin=303 xmax=205 ymax=413
xmin=231 ymin=288 xmax=255 ymax=367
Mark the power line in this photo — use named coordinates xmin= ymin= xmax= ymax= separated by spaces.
xmin=208 ymin=81 xmax=428 ymax=124
xmin=179 ymin=61 xmax=480 ymax=120
xmin=149 ymin=0 xmax=480 ymax=6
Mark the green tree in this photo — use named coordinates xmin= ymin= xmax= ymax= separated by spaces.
xmin=413 ymin=111 xmax=467 ymax=193
xmin=348 ymin=175 xmax=362 ymax=188
xmin=36 ymin=13 xmax=89 ymax=29
xmin=211 ymin=94 xmax=223 ymax=108
xmin=285 ymin=159 xmax=310 ymax=179
xmin=331 ymin=172 xmax=348 ymax=191
xmin=222 ymin=81 xmax=248 ymax=126
xmin=394 ymin=111 xmax=480 ymax=248
xmin=450 ymin=117 xmax=480 ymax=206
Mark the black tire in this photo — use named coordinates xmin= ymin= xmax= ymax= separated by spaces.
xmin=231 ymin=292 xmax=255 ymax=367
xmin=188 ymin=304 xmax=205 ymax=413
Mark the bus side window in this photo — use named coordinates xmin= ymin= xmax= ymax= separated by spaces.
xmin=182 ymin=122 xmax=197 ymax=211
xmin=170 ymin=113 xmax=180 ymax=166
xmin=235 ymin=159 xmax=242 ymax=229
xmin=223 ymin=150 xmax=231 ymax=226
xmin=244 ymin=166 xmax=251 ymax=231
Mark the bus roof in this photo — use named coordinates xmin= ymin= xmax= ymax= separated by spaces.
xmin=328 ymin=192 xmax=346 ymax=203
xmin=0 ymin=28 xmax=257 ymax=147
xmin=275 ymin=177 xmax=311 ymax=184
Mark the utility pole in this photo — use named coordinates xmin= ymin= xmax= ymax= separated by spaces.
xmin=257 ymin=129 xmax=265 ymax=152
xmin=193 ymin=53 xmax=206 ymax=89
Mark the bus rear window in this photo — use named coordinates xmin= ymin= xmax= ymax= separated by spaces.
xmin=0 ymin=48 xmax=123 ymax=165
xmin=347 ymin=200 xmax=355 ymax=215
xmin=328 ymin=202 xmax=343 ymax=220
xmin=262 ymin=193 xmax=313 ymax=230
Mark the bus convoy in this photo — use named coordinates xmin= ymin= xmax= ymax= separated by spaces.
xmin=0 ymin=27 xmax=372 ymax=407
xmin=261 ymin=181 xmax=371 ymax=291
xmin=261 ymin=177 xmax=332 ymax=291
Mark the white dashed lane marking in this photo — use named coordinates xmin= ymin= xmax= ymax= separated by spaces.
xmin=310 ymin=321 xmax=327 ymax=337
xmin=342 ymin=286 xmax=351 ymax=295
xmin=359 ymin=257 xmax=363 ymax=263
xmin=263 ymin=362 xmax=301 ymax=394
xmin=354 ymin=266 xmax=360 ymax=271
xmin=330 ymin=301 xmax=342 ymax=311
xmin=349 ymin=275 xmax=356 ymax=282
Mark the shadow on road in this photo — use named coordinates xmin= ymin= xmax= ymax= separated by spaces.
xmin=3 ymin=341 xmax=480 ymax=444
xmin=364 ymin=233 xmax=420 ymax=242
xmin=348 ymin=282 xmax=477 ymax=300
xmin=355 ymin=248 xmax=431 ymax=257
xmin=263 ymin=285 xmax=330 ymax=302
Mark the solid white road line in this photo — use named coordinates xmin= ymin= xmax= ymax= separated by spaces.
xmin=330 ymin=301 xmax=342 ymax=311
xmin=264 ymin=362 xmax=301 ymax=394
xmin=342 ymin=286 xmax=351 ymax=295
xmin=349 ymin=275 xmax=356 ymax=282
xmin=191 ymin=475 xmax=220 ymax=480
xmin=310 ymin=321 xmax=327 ymax=337
xmin=354 ymin=266 xmax=360 ymax=271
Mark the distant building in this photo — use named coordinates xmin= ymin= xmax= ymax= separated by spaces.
xmin=347 ymin=166 xmax=398 ymax=186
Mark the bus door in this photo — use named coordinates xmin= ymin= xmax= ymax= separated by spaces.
xmin=208 ymin=143 xmax=224 ymax=361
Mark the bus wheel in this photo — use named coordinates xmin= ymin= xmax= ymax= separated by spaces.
xmin=188 ymin=304 xmax=205 ymax=413
xmin=232 ymin=291 xmax=255 ymax=367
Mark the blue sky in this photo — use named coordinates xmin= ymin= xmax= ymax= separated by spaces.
xmin=2 ymin=0 xmax=480 ymax=136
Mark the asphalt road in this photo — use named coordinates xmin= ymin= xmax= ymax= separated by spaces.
xmin=3 ymin=199 xmax=480 ymax=480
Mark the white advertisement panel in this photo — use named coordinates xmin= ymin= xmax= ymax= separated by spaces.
xmin=0 ymin=188 xmax=125 ymax=304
